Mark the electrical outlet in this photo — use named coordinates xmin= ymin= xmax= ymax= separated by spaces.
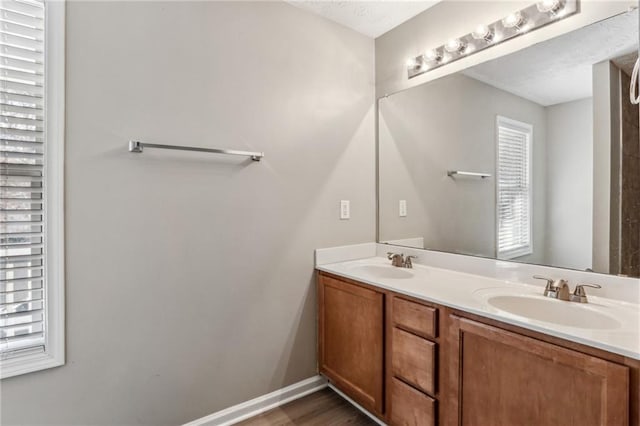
xmin=399 ymin=200 xmax=407 ymax=217
xmin=340 ymin=200 xmax=350 ymax=220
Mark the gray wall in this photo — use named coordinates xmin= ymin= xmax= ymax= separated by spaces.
xmin=379 ymin=73 xmax=547 ymax=262
xmin=545 ymin=98 xmax=593 ymax=270
xmin=0 ymin=2 xmax=375 ymax=425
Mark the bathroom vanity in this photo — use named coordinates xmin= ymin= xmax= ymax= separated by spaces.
xmin=316 ymin=256 xmax=639 ymax=426
xmin=317 ymin=5 xmax=640 ymax=425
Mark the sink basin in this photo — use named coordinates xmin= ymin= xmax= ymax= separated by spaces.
xmin=348 ymin=264 xmax=413 ymax=279
xmin=486 ymin=295 xmax=621 ymax=330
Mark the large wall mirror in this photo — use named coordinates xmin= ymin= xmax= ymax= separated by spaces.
xmin=378 ymin=9 xmax=639 ymax=277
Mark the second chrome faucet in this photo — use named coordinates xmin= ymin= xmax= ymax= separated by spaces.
xmin=387 ymin=252 xmax=417 ymax=269
xmin=533 ymin=275 xmax=601 ymax=304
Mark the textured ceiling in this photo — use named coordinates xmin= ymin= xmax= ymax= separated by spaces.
xmin=463 ymin=9 xmax=639 ymax=106
xmin=285 ymin=1 xmax=440 ymax=38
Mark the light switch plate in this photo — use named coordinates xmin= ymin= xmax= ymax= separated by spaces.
xmin=399 ymin=200 xmax=407 ymax=217
xmin=340 ymin=200 xmax=350 ymax=220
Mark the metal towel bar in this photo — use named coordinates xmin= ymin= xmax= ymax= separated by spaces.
xmin=128 ymin=140 xmax=264 ymax=161
xmin=447 ymin=170 xmax=492 ymax=179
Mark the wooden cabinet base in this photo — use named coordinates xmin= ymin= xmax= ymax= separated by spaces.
xmin=317 ymin=271 xmax=637 ymax=426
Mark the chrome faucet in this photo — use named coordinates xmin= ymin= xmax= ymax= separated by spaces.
xmin=387 ymin=252 xmax=417 ymax=268
xmin=533 ymin=276 xmax=601 ymax=303
xmin=387 ymin=252 xmax=405 ymax=267
xmin=534 ymin=276 xmax=571 ymax=301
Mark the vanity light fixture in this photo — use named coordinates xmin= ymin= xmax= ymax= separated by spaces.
xmin=537 ymin=0 xmax=564 ymax=15
xmin=502 ymin=11 xmax=526 ymax=30
xmin=444 ymin=38 xmax=467 ymax=53
xmin=471 ymin=24 xmax=494 ymax=42
xmin=406 ymin=57 xmax=419 ymax=69
xmin=407 ymin=57 xmax=430 ymax=73
xmin=424 ymin=48 xmax=443 ymax=62
xmin=406 ymin=0 xmax=578 ymax=79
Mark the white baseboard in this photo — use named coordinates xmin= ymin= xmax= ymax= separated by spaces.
xmin=328 ymin=384 xmax=388 ymax=426
xmin=183 ymin=375 xmax=328 ymax=426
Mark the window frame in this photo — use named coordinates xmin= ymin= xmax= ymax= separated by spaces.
xmin=495 ymin=115 xmax=533 ymax=261
xmin=0 ymin=0 xmax=65 ymax=379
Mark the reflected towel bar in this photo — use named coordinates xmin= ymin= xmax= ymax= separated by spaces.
xmin=447 ymin=171 xmax=491 ymax=179
xmin=128 ymin=140 xmax=264 ymax=161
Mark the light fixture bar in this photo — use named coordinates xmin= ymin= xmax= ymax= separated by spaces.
xmin=407 ymin=0 xmax=578 ymax=79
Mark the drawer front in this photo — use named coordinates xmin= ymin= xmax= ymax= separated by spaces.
xmin=391 ymin=328 xmax=436 ymax=395
xmin=392 ymin=296 xmax=437 ymax=339
xmin=390 ymin=377 xmax=436 ymax=426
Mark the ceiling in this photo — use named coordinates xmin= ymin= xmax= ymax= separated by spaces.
xmin=285 ymin=1 xmax=440 ymax=38
xmin=463 ymin=9 xmax=639 ymax=106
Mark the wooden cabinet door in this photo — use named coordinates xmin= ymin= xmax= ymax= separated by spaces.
xmin=318 ymin=273 xmax=384 ymax=415
xmin=446 ymin=316 xmax=629 ymax=426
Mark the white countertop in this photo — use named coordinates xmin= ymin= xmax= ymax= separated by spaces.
xmin=317 ymin=256 xmax=640 ymax=360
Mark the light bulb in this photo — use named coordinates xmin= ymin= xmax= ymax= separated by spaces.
xmin=536 ymin=0 xmax=563 ymax=14
xmin=406 ymin=57 xmax=418 ymax=68
xmin=471 ymin=24 xmax=494 ymax=42
xmin=502 ymin=11 xmax=525 ymax=29
xmin=424 ymin=49 xmax=442 ymax=62
xmin=444 ymin=38 xmax=466 ymax=53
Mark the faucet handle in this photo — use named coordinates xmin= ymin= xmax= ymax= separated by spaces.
xmin=387 ymin=252 xmax=405 ymax=267
xmin=533 ymin=275 xmax=555 ymax=288
xmin=534 ymin=275 xmax=567 ymax=298
xmin=574 ymin=283 xmax=602 ymax=293
xmin=571 ymin=283 xmax=601 ymax=303
xmin=405 ymin=255 xmax=417 ymax=268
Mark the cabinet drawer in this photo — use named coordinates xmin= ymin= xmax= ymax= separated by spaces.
xmin=391 ymin=328 xmax=436 ymax=395
xmin=390 ymin=377 xmax=436 ymax=426
xmin=392 ymin=296 xmax=437 ymax=339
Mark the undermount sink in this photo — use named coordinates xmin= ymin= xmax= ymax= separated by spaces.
xmin=348 ymin=264 xmax=413 ymax=279
xmin=484 ymin=294 xmax=622 ymax=330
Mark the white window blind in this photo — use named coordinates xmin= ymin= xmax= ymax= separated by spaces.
xmin=496 ymin=116 xmax=532 ymax=260
xmin=1 ymin=0 xmax=46 ymax=358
